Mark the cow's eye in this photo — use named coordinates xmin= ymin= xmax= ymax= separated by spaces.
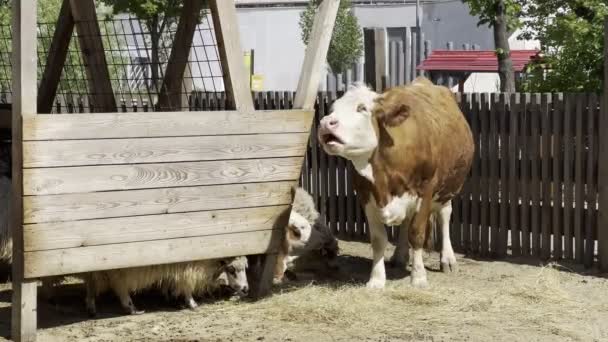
xmin=291 ymin=227 xmax=302 ymax=239
xmin=227 ymin=266 xmax=236 ymax=275
xmin=357 ymin=103 xmax=366 ymax=112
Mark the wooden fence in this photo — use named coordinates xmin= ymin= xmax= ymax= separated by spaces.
xmin=195 ymin=90 xmax=604 ymax=268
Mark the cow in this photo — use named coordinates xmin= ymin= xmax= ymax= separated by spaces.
xmin=317 ymin=76 xmax=474 ymax=288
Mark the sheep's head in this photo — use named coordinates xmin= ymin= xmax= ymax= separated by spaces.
xmin=218 ymin=256 xmax=249 ymax=296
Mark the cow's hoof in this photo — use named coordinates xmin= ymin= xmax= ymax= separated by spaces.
xmin=128 ymin=309 xmax=145 ymax=315
xmin=440 ymin=253 xmax=458 ymax=273
xmin=366 ymin=278 xmax=385 ymax=289
xmin=186 ymin=298 xmax=198 ymax=310
xmin=272 ymin=277 xmax=283 ymax=285
xmin=86 ymin=308 xmax=97 ymax=318
xmin=410 ymin=275 xmax=428 ymax=288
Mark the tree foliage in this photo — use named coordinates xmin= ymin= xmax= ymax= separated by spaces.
xmin=299 ymin=0 xmax=363 ymax=74
xmin=462 ymin=0 xmax=522 ymax=92
xmin=519 ymin=0 xmax=608 ymax=92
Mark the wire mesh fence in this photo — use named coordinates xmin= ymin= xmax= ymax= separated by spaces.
xmin=0 ymin=11 xmax=225 ymax=112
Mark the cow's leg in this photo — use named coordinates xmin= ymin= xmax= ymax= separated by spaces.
xmin=439 ymin=201 xmax=458 ymax=273
xmin=409 ymin=189 xmax=434 ymax=288
xmin=365 ymin=202 xmax=388 ymax=289
xmin=85 ymin=276 xmax=97 ymax=317
xmin=111 ymin=284 xmax=143 ymax=315
xmin=389 ymin=214 xmax=412 ymax=268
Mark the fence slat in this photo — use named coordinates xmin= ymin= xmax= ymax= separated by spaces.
xmin=541 ymin=93 xmax=552 ymax=259
xmin=585 ymin=93 xmax=598 ymax=267
xmin=520 ymin=93 xmax=531 ymax=256
xmin=470 ymin=93 xmax=481 ymax=254
xmin=319 ymin=93 xmax=328 ymax=222
xmin=489 ymin=93 xmax=500 ymax=255
xmin=509 ymin=93 xmax=520 ymax=256
xmin=552 ymin=93 xmax=564 ymax=260
xmin=461 ymin=93 xmax=472 ymax=252
xmin=530 ymin=93 xmax=541 ymax=258
xmin=574 ymin=94 xmax=585 ymax=263
xmin=498 ymin=93 xmax=509 ymax=257
xmin=563 ymin=94 xmax=574 ymax=260
xmin=479 ymin=93 xmax=490 ymax=256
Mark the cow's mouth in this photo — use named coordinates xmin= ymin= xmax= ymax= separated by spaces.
xmin=322 ymin=133 xmax=344 ymax=145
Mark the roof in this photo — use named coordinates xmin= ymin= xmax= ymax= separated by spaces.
xmin=416 ymin=50 xmax=541 ymax=73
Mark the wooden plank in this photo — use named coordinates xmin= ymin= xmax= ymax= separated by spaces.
xmin=374 ymin=28 xmax=388 ymax=92
xmin=251 ymin=253 xmax=278 ymax=299
xmin=574 ymin=94 xmax=585 ymax=263
xmin=541 ymin=93 xmax=552 ymax=260
xmin=69 ymin=0 xmax=117 ymax=112
xmin=509 ymin=93 xmax=520 ymax=257
xmin=328 ymin=95 xmax=338 ymax=235
xmin=489 ymin=93 xmax=500 ymax=255
xmin=23 ymin=133 xmax=310 ymax=168
xmin=24 ymin=205 xmax=289 ymax=251
xmin=552 ymin=93 xmax=564 ymax=260
xmin=347 ymin=163 xmax=355 ymax=238
xmin=363 ymin=29 xmax=377 ymax=89
xmin=38 ymin=0 xmax=74 ymax=114
xmin=24 ymin=157 xmax=302 ymax=196
xmin=293 ymin=0 xmax=339 ymax=109
xmin=12 ymin=0 xmax=38 ymax=340
xmin=24 ymin=229 xmax=284 ymax=278
xmin=585 ymin=93 xmax=598 ymax=267
xmin=338 ymin=157 xmax=346 ymax=238
xmin=563 ymin=94 xmax=574 ymax=260
xmin=23 ymin=109 xmax=314 ymax=140
xmin=209 ymin=0 xmax=254 ymax=112
xmin=319 ymin=93 xmax=328 ymax=221
xmin=479 ymin=93 xmax=490 ymax=256
xmin=520 ymin=93 xmax=531 ymax=256
xmin=24 ymin=181 xmax=293 ymax=224
xmin=157 ymin=0 xmax=204 ymax=111
xmin=530 ymin=93 xmax=541 ymax=257
xmin=470 ymin=93 xmax=480 ymax=253
xmin=599 ymin=19 xmax=608 ymax=271
xmin=461 ymin=94 xmax=472 ymax=252
xmin=498 ymin=93 xmax=509 ymax=257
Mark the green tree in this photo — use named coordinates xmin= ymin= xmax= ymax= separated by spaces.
xmin=299 ymin=0 xmax=363 ymax=74
xmin=100 ymin=0 xmax=205 ymax=89
xmin=462 ymin=0 xmax=522 ymax=92
xmin=519 ymin=0 xmax=607 ymax=92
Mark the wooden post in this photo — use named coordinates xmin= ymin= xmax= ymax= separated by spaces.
xmin=12 ymin=1 xmax=38 ymax=341
xmin=209 ymin=0 xmax=255 ymax=112
xmin=70 ymin=0 xmax=117 ymax=112
xmin=293 ymin=0 xmax=340 ymax=110
xmin=373 ymin=28 xmax=387 ymax=92
xmin=363 ymin=28 xmax=376 ymax=89
xmin=38 ymin=0 xmax=74 ymax=114
xmin=598 ymin=19 xmax=608 ymax=271
xmin=157 ymin=0 xmax=203 ymax=111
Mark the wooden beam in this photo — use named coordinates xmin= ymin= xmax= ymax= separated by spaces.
xmin=24 ymin=181 xmax=294 ymax=224
xmin=209 ymin=0 xmax=255 ymax=112
xmin=37 ymin=0 xmax=74 ymax=114
xmin=69 ymin=0 xmax=117 ymax=112
xmin=23 ymin=109 xmax=314 ymax=140
xmin=24 ymin=205 xmax=289 ymax=251
xmin=23 ymin=132 xmax=310 ymax=167
xmin=598 ymin=18 xmax=608 ymax=272
xmin=373 ymin=28 xmax=387 ymax=92
xmin=23 ymin=157 xmax=303 ymax=195
xmin=157 ymin=0 xmax=204 ymax=111
xmin=11 ymin=0 xmax=38 ymax=340
xmin=24 ymin=229 xmax=284 ymax=278
xmin=293 ymin=0 xmax=340 ymax=110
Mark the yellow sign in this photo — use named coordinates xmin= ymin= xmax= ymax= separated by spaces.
xmin=251 ymin=74 xmax=264 ymax=91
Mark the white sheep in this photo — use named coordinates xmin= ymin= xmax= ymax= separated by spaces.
xmin=274 ymin=187 xmax=339 ymax=284
xmin=84 ymin=256 xmax=249 ymax=316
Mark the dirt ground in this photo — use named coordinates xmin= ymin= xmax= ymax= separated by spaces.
xmin=1 ymin=240 xmax=607 ymax=342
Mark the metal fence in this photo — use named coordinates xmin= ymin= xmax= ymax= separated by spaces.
xmin=0 ymin=13 xmax=223 ymax=112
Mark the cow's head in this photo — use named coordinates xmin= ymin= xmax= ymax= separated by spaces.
xmin=218 ymin=256 xmax=249 ymax=296
xmin=317 ymin=84 xmax=380 ymax=160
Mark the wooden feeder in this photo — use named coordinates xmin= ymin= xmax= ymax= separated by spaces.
xmin=10 ymin=0 xmax=339 ymax=340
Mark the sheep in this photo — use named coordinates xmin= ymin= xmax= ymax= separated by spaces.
xmin=84 ymin=256 xmax=249 ymax=316
xmin=274 ymin=187 xmax=339 ymax=284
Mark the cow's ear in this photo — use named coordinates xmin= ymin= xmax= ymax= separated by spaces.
xmin=375 ymin=102 xmax=410 ymax=127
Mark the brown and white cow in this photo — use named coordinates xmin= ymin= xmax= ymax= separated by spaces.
xmin=317 ymin=76 xmax=474 ymax=288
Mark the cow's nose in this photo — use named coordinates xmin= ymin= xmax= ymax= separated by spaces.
xmin=321 ymin=116 xmax=338 ymax=128
xmin=242 ymin=285 xmax=249 ymax=295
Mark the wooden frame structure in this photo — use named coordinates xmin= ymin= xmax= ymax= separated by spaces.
xmin=11 ymin=0 xmax=339 ymax=340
